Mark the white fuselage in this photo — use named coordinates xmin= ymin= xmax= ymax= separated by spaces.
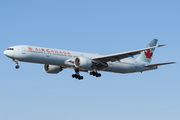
xmin=4 ymin=45 xmax=157 ymax=74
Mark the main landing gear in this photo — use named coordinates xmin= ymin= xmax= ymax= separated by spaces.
xmin=72 ymin=68 xmax=84 ymax=80
xmin=13 ymin=59 xmax=20 ymax=69
xmin=72 ymin=74 xmax=83 ymax=80
xmin=90 ymin=71 xmax=101 ymax=77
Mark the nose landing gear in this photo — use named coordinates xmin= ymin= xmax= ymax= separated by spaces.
xmin=15 ymin=65 xmax=20 ymax=69
xmin=13 ymin=59 xmax=20 ymax=69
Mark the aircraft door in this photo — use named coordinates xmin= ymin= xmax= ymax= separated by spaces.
xmin=135 ymin=62 xmax=138 ymax=68
xmin=46 ymin=52 xmax=51 ymax=57
xmin=46 ymin=49 xmax=51 ymax=57
xmin=22 ymin=47 xmax=26 ymax=54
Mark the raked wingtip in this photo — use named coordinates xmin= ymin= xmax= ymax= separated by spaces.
xmin=158 ymin=44 xmax=166 ymax=47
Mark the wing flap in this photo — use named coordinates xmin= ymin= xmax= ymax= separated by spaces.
xmin=144 ymin=62 xmax=176 ymax=67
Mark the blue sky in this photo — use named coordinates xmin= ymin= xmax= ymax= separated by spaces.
xmin=0 ymin=0 xmax=179 ymax=120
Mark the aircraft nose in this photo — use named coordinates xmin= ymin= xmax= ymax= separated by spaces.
xmin=4 ymin=50 xmax=14 ymax=58
xmin=4 ymin=50 xmax=8 ymax=56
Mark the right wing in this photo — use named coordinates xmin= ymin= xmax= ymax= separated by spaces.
xmin=91 ymin=45 xmax=165 ymax=63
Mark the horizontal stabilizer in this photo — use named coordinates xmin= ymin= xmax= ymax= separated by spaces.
xmin=144 ymin=62 xmax=176 ymax=67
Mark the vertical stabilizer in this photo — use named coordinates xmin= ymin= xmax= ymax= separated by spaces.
xmin=136 ymin=39 xmax=158 ymax=63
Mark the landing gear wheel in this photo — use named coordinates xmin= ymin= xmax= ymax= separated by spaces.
xmin=72 ymin=73 xmax=84 ymax=80
xmin=78 ymin=76 xmax=83 ymax=80
xmin=75 ymin=74 xmax=79 ymax=79
xmin=90 ymin=72 xmax=93 ymax=75
xmin=92 ymin=72 xmax=96 ymax=76
xmin=72 ymin=74 xmax=75 ymax=78
xmin=78 ymin=77 xmax=81 ymax=80
xmin=90 ymin=71 xmax=101 ymax=77
xmin=15 ymin=65 xmax=20 ymax=69
xmin=79 ymin=76 xmax=83 ymax=80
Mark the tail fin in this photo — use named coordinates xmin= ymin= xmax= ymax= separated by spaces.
xmin=136 ymin=39 xmax=158 ymax=63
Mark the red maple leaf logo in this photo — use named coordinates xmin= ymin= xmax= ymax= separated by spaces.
xmin=144 ymin=49 xmax=153 ymax=59
xmin=28 ymin=47 xmax=33 ymax=51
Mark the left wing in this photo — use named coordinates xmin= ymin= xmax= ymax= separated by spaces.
xmin=91 ymin=45 xmax=165 ymax=62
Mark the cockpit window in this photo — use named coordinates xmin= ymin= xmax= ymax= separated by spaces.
xmin=7 ymin=48 xmax=14 ymax=50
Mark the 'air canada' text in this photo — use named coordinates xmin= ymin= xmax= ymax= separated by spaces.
xmin=28 ymin=47 xmax=71 ymax=55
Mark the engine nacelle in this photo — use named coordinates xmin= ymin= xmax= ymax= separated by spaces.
xmin=74 ymin=57 xmax=93 ymax=69
xmin=44 ymin=64 xmax=63 ymax=74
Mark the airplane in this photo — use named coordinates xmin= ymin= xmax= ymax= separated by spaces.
xmin=4 ymin=39 xmax=175 ymax=80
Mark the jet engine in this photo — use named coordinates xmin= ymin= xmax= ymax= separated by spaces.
xmin=44 ymin=64 xmax=63 ymax=74
xmin=74 ymin=57 xmax=93 ymax=69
